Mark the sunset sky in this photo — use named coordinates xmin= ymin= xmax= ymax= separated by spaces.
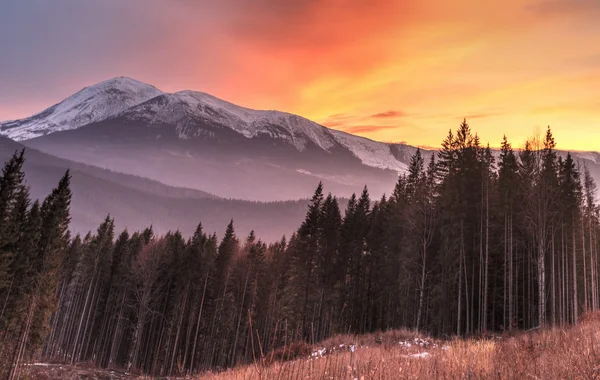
xmin=1 ymin=0 xmax=600 ymax=151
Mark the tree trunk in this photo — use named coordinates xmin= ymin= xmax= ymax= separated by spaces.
xmin=70 ymin=272 xmax=96 ymax=364
xmin=190 ymin=274 xmax=209 ymax=375
xmin=538 ymin=237 xmax=546 ymax=327
xmin=168 ymin=286 xmax=189 ymax=376
xmin=230 ymin=268 xmax=250 ymax=367
xmin=573 ymin=226 xmax=578 ymax=324
xmin=509 ymin=215 xmax=514 ymax=330
xmin=483 ymin=181 xmax=490 ymax=332
xmin=416 ymin=240 xmax=427 ymax=332
xmin=457 ymin=222 xmax=463 ymax=336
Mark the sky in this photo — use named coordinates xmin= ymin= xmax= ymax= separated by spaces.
xmin=1 ymin=0 xmax=600 ymax=151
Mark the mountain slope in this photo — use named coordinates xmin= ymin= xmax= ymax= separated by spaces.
xmin=0 ymin=77 xmax=162 ymax=140
xmin=1 ymin=77 xmax=414 ymax=169
xmin=0 ymin=77 xmax=411 ymax=200
xmin=0 ymin=137 xmax=311 ymax=241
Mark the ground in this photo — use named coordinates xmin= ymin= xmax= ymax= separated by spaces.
xmin=23 ymin=313 xmax=600 ymax=379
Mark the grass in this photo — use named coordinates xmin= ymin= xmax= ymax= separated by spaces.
xmin=197 ymin=313 xmax=600 ymax=380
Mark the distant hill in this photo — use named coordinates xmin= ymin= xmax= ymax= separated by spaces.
xmin=0 ymin=137 xmax=313 ymax=242
xmin=2 ymin=77 xmax=416 ymax=201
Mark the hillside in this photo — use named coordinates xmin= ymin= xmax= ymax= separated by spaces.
xmin=0 ymin=137 xmax=312 ymax=241
xmin=1 ymin=77 xmax=416 ymax=201
xmin=24 ymin=313 xmax=600 ymax=379
xmin=196 ymin=315 xmax=600 ymax=380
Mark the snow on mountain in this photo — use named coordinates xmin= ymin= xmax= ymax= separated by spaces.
xmin=0 ymin=77 xmax=163 ymax=141
xmin=572 ymin=151 xmax=600 ymax=165
xmin=331 ymin=129 xmax=409 ymax=172
xmin=122 ymin=90 xmax=339 ymax=152
xmin=0 ymin=76 xmax=409 ymax=173
xmin=177 ymin=91 xmax=338 ymax=152
xmin=122 ymin=89 xmax=408 ymax=171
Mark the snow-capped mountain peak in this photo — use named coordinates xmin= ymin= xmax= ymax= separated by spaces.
xmin=0 ymin=77 xmax=411 ymax=172
xmin=173 ymin=90 xmax=339 ymax=151
xmin=116 ymin=89 xmax=339 ymax=152
xmin=0 ymin=77 xmax=163 ymax=141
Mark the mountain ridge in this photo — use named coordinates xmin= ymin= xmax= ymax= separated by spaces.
xmin=0 ymin=77 xmax=162 ymax=140
xmin=0 ymin=76 xmax=414 ymax=173
xmin=2 ymin=76 xmax=599 ymax=201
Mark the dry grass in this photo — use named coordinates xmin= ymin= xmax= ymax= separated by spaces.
xmin=197 ymin=314 xmax=600 ymax=380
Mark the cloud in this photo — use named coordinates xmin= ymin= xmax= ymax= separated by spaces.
xmin=224 ymin=0 xmax=412 ymax=51
xmin=462 ymin=112 xmax=503 ymax=120
xmin=3 ymin=0 xmax=600 ymax=151
xmin=417 ymin=144 xmax=442 ymax=151
xmin=371 ymin=110 xmax=407 ymax=118
xmin=320 ymin=113 xmax=356 ymax=127
xmin=342 ymin=125 xmax=399 ymax=134
xmin=212 ymin=0 xmax=417 ymax=92
xmin=387 ymin=140 xmax=409 ymax=145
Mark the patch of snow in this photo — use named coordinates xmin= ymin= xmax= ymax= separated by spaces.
xmin=407 ymin=352 xmax=431 ymax=359
xmin=573 ymin=151 xmax=600 ymax=165
xmin=399 ymin=337 xmax=432 ymax=348
xmin=173 ymin=91 xmax=338 ymax=152
xmin=330 ymin=130 xmax=408 ymax=173
xmin=311 ymin=348 xmax=327 ymax=358
xmin=309 ymin=343 xmax=360 ymax=360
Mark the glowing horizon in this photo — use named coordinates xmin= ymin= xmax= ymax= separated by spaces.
xmin=1 ymin=0 xmax=600 ymax=151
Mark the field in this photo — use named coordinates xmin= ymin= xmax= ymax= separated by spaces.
xmin=197 ymin=313 xmax=600 ymax=380
xmin=24 ymin=313 xmax=600 ymax=379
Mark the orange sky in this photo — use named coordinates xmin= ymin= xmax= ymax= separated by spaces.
xmin=2 ymin=0 xmax=600 ymax=151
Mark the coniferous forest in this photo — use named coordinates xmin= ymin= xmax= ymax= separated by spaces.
xmin=1 ymin=122 xmax=600 ymax=378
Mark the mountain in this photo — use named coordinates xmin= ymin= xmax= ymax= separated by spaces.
xmin=0 ymin=137 xmax=313 ymax=242
xmin=1 ymin=77 xmax=416 ymax=201
xmin=0 ymin=77 xmax=162 ymax=140
xmin=2 ymin=77 xmax=599 ymax=201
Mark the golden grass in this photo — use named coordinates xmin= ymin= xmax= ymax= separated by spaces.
xmin=197 ymin=314 xmax=600 ymax=380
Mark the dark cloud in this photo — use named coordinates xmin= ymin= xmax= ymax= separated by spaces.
xmin=371 ymin=110 xmax=407 ymax=118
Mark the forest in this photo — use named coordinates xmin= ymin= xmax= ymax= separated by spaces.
xmin=1 ymin=121 xmax=599 ymax=378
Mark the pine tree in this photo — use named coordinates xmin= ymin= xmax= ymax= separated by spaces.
xmin=498 ymin=136 xmax=518 ymax=330
xmin=0 ymin=150 xmax=27 ymax=310
xmin=7 ymin=170 xmax=71 ymax=380
xmin=294 ymin=183 xmax=324 ymax=341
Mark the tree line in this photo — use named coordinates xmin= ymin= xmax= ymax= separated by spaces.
xmin=1 ymin=121 xmax=599 ymax=378
xmin=0 ymin=151 xmax=71 ymax=380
